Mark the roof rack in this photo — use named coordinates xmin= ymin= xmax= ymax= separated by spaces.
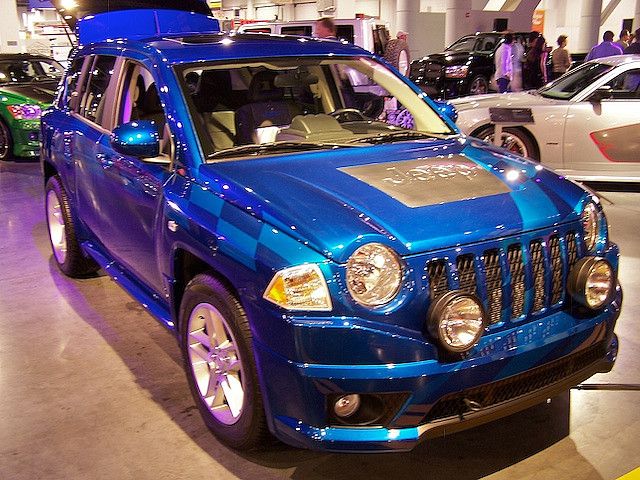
xmin=76 ymin=9 xmax=219 ymax=45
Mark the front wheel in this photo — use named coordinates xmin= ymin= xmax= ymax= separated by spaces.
xmin=468 ymin=75 xmax=489 ymax=96
xmin=179 ymin=274 xmax=269 ymax=450
xmin=474 ymin=126 xmax=539 ymax=160
xmin=45 ymin=175 xmax=100 ymax=277
xmin=0 ymin=118 xmax=12 ymax=160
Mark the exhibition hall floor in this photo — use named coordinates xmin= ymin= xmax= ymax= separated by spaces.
xmin=1 ymin=161 xmax=638 ymax=480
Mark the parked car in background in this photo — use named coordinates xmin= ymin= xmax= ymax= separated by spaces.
xmin=43 ymin=6 xmax=622 ymax=453
xmin=410 ymin=32 xmax=586 ymax=99
xmin=237 ymin=18 xmax=411 ymax=76
xmin=452 ymin=55 xmax=640 ymax=182
xmin=0 ymin=54 xmax=62 ymax=160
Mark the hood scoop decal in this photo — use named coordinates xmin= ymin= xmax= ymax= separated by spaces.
xmin=339 ymin=155 xmax=511 ymax=208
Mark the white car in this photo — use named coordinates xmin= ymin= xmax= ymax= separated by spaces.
xmin=452 ymin=55 xmax=640 ymax=182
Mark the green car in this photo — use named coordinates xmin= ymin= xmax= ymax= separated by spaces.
xmin=0 ymin=54 xmax=63 ymax=160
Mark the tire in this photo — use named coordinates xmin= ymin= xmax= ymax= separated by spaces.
xmin=0 ymin=118 xmax=13 ymax=160
xmin=45 ymin=175 xmax=100 ymax=277
xmin=179 ymin=273 xmax=269 ymax=450
xmin=384 ymin=39 xmax=410 ymax=77
xmin=474 ymin=125 xmax=539 ymax=160
xmin=468 ymin=75 xmax=489 ymax=96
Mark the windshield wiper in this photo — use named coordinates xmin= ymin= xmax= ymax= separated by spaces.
xmin=347 ymin=130 xmax=455 ymax=145
xmin=207 ymin=141 xmax=357 ymax=161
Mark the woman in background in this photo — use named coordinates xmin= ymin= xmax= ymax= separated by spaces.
xmin=551 ymin=35 xmax=572 ymax=80
xmin=525 ymin=35 xmax=548 ymax=89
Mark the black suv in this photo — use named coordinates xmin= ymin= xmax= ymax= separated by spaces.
xmin=410 ymin=32 xmax=520 ymax=99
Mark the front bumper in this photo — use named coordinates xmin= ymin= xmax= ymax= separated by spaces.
xmin=252 ymin=284 xmax=621 ymax=452
xmin=10 ymin=119 xmax=40 ymax=157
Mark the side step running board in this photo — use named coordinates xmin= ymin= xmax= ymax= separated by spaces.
xmin=82 ymin=241 xmax=176 ymax=332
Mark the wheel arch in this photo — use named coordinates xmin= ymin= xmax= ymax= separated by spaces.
xmin=42 ymin=160 xmax=58 ymax=186
xmin=171 ymin=246 xmax=241 ymax=329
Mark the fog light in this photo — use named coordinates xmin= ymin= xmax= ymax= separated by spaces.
xmin=427 ymin=291 xmax=486 ymax=353
xmin=334 ymin=394 xmax=361 ymax=418
xmin=567 ymin=257 xmax=614 ymax=309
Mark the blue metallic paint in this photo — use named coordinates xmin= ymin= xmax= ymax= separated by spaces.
xmin=41 ymin=18 xmax=621 ymax=452
xmin=110 ymin=121 xmax=161 ymax=158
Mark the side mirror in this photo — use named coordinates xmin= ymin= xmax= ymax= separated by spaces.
xmin=590 ymin=85 xmax=613 ymax=103
xmin=111 ymin=120 xmax=160 ymax=158
xmin=433 ymin=99 xmax=458 ymax=123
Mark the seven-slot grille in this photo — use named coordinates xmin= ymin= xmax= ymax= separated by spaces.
xmin=426 ymin=232 xmax=580 ymax=324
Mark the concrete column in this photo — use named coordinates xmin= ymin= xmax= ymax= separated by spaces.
xmin=635 ymin=0 xmax=640 ymax=32
xmin=282 ymin=3 xmax=294 ymax=22
xmin=0 ymin=0 xmax=21 ymax=53
xmin=396 ymin=0 xmax=420 ymax=36
xmin=445 ymin=0 xmax=471 ymax=47
xmin=246 ymin=0 xmax=255 ymax=20
xmin=577 ymin=0 xmax=602 ymax=53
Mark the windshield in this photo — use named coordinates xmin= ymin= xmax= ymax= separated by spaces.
xmin=537 ymin=62 xmax=614 ymax=100
xmin=0 ymin=58 xmax=63 ymax=85
xmin=445 ymin=35 xmax=499 ymax=53
xmin=177 ymin=56 xmax=455 ymax=160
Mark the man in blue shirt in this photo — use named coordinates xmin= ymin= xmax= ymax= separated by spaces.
xmin=586 ymin=31 xmax=623 ymax=60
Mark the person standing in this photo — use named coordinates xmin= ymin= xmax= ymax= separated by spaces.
xmin=510 ymin=35 xmax=525 ymax=91
xmin=585 ymin=31 xmax=623 ymax=60
xmin=494 ymin=33 xmax=514 ymax=93
xmin=624 ymin=28 xmax=640 ymax=54
xmin=315 ymin=17 xmax=337 ymax=39
xmin=525 ymin=35 xmax=548 ymax=89
xmin=551 ymin=35 xmax=572 ymax=80
xmin=616 ymin=29 xmax=630 ymax=50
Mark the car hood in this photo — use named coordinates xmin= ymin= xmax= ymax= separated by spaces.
xmin=451 ymin=91 xmax=564 ymax=110
xmin=0 ymin=83 xmax=56 ymax=105
xmin=198 ymin=138 xmax=586 ymax=263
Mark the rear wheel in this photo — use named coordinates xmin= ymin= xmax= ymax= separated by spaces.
xmin=474 ymin=125 xmax=539 ymax=160
xmin=179 ymin=273 xmax=269 ymax=450
xmin=45 ymin=175 xmax=100 ymax=277
xmin=0 ymin=119 xmax=12 ymax=160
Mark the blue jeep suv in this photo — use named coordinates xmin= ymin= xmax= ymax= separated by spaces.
xmin=41 ymin=7 xmax=622 ymax=452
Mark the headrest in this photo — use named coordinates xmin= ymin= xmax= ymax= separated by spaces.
xmin=249 ymin=70 xmax=284 ymax=102
xmin=140 ymin=85 xmax=164 ymax=115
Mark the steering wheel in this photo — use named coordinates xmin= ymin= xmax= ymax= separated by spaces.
xmin=329 ymin=108 xmax=367 ymax=123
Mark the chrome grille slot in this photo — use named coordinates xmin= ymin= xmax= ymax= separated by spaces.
xmin=456 ymin=255 xmax=477 ymax=294
xmin=507 ymin=244 xmax=526 ymax=318
xmin=427 ymin=260 xmax=449 ymax=300
xmin=549 ymin=235 xmax=563 ymax=304
xmin=566 ymin=232 xmax=578 ymax=269
xmin=530 ymin=241 xmax=546 ymax=312
xmin=482 ymin=249 xmax=502 ymax=324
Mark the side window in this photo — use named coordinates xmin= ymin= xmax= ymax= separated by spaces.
xmin=336 ymin=25 xmax=355 ymax=44
xmin=80 ymin=55 xmax=117 ymax=124
xmin=605 ymin=69 xmax=640 ymax=99
xmin=115 ymin=62 xmax=170 ymax=159
xmin=60 ymin=57 xmax=86 ymax=111
xmin=281 ymin=26 xmax=312 ymax=36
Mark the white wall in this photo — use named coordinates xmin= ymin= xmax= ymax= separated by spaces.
xmin=0 ymin=0 xmax=21 ymax=53
xmin=410 ymin=12 xmax=447 ymax=57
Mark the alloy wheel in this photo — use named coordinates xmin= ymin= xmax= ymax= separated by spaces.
xmin=46 ymin=189 xmax=67 ymax=264
xmin=187 ymin=302 xmax=245 ymax=425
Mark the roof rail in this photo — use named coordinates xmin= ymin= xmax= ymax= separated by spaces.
xmin=76 ymin=9 xmax=219 ymax=45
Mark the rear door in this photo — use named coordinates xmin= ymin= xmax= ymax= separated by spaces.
xmin=563 ymin=66 xmax=640 ymax=180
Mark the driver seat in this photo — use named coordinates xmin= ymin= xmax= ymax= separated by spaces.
xmin=235 ymin=70 xmax=295 ymax=145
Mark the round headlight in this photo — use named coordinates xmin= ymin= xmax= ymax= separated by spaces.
xmin=427 ymin=291 xmax=486 ymax=353
xmin=581 ymin=202 xmax=599 ymax=252
xmin=346 ymin=243 xmax=402 ymax=307
xmin=567 ymin=257 xmax=614 ymax=309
